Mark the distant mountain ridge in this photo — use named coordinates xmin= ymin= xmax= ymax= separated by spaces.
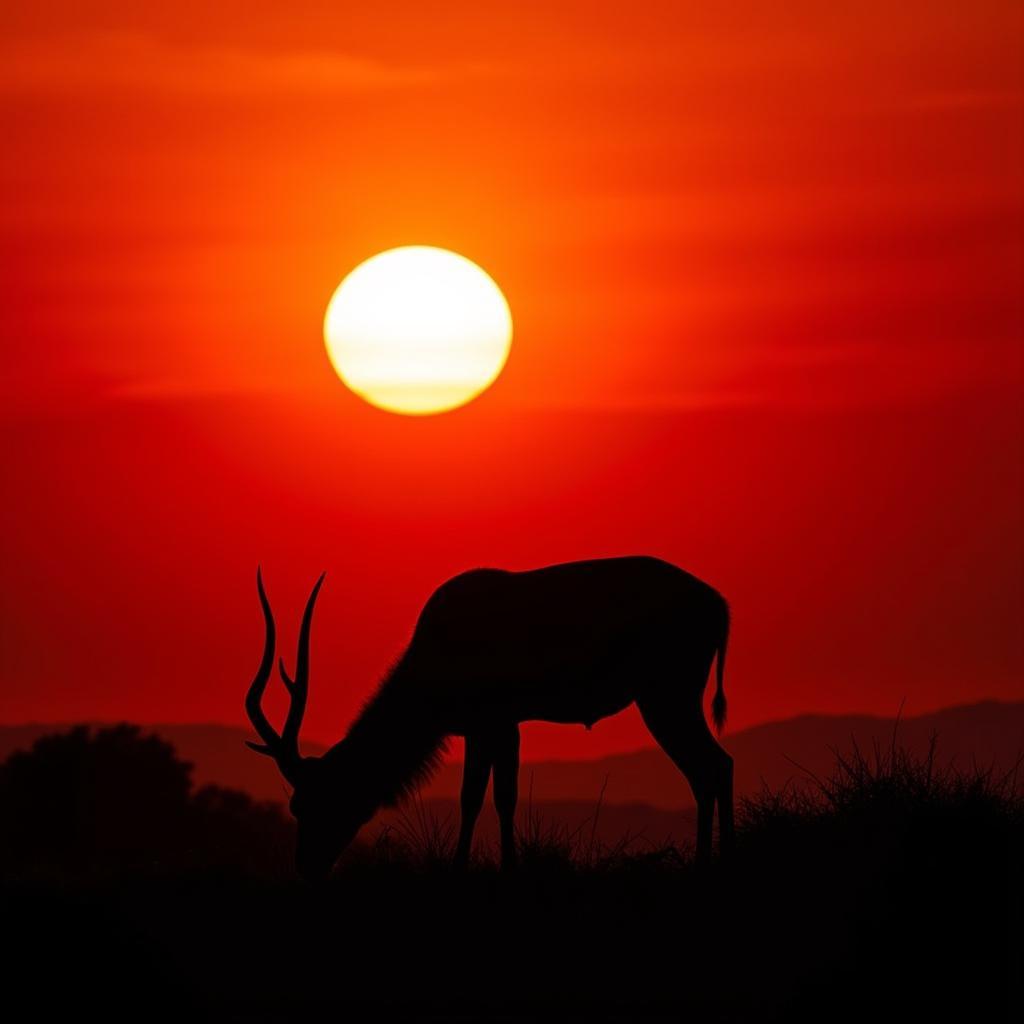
xmin=2 ymin=700 xmax=1020 ymax=811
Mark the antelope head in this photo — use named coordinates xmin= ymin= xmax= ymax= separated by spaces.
xmin=245 ymin=569 xmax=369 ymax=881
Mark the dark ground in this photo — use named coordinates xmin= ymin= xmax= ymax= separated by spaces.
xmin=2 ymin=731 xmax=1021 ymax=1022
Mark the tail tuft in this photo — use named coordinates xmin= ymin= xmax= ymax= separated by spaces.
xmin=711 ymin=605 xmax=729 ymax=734
xmin=711 ymin=687 xmax=727 ymax=734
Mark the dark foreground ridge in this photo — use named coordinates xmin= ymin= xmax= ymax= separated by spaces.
xmin=2 ymin=725 xmax=1020 ymax=1022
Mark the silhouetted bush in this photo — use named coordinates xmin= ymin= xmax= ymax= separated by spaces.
xmin=736 ymin=732 xmax=1022 ymax=874
xmin=0 ymin=724 xmax=293 ymax=877
xmin=186 ymin=781 xmax=295 ymax=874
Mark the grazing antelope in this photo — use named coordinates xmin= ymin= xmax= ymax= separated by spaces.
xmin=245 ymin=555 xmax=733 ymax=880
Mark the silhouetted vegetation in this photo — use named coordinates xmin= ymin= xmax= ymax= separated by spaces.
xmin=2 ymin=727 xmax=1020 ymax=1021
xmin=738 ymin=730 xmax=1022 ymax=864
xmin=0 ymin=724 xmax=293 ymax=878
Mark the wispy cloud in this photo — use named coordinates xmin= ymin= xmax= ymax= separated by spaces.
xmin=0 ymin=31 xmax=493 ymax=97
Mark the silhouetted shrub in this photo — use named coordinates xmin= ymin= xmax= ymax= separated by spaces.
xmin=0 ymin=724 xmax=293 ymax=877
xmin=737 ymin=732 xmax=1022 ymax=870
xmin=186 ymin=782 xmax=295 ymax=874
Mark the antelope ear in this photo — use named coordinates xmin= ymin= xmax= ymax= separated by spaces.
xmin=245 ymin=741 xmax=275 ymax=756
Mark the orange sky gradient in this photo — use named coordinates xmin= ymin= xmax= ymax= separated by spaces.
xmin=1 ymin=2 xmax=1021 ymax=758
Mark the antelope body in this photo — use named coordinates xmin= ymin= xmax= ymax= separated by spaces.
xmin=246 ymin=555 xmax=734 ymax=879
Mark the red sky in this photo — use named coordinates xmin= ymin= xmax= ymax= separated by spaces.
xmin=1 ymin=2 xmax=1021 ymax=759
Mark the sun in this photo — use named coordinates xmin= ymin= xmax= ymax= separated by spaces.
xmin=323 ymin=246 xmax=513 ymax=415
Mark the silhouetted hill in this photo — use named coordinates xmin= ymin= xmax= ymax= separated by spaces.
xmin=2 ymin=701 xmax=1020 ymax=817
xmin=422 ymin=699 xmax=1024 ymax=809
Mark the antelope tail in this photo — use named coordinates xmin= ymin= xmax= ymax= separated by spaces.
xmin=711 ymin=606 xmax=729 ymax=735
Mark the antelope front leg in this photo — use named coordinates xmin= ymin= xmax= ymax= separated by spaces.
xmin=455 ymin=733 xmax=492 ymax=869
xmin=492 ymin=723 xmax=521 ymax=871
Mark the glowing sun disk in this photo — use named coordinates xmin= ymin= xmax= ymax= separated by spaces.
xmin=323 ymin=246 xmax=513 ymax=415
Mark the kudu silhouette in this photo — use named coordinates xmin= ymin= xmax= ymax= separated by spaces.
xmin=245 ymin=556 xmax=733 ymax=879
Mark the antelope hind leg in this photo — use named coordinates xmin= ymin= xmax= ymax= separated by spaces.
xmin=492 ymin=723 xmax=521 ymax=870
